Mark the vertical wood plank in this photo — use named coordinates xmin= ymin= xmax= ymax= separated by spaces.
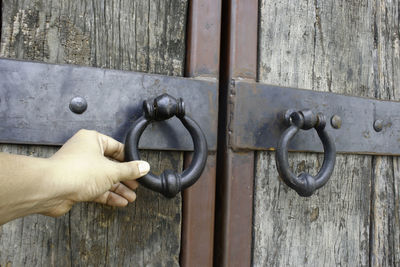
xmin=370 ymin=1 xmax=400 ymax=266
xmin=371 ymin=156 xmax=399 ymax=266
xmin=254 ymin=153 xmax=371 ymax=266
xmin=0 ymin=0 xmax=187 ymax=266
xmin=253 ymin=0 xmax=386 ymax=265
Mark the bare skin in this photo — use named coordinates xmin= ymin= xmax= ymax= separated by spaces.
xmin=0 ymin=129 xmax=150 ymax=225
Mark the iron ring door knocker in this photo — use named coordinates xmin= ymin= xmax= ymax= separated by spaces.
xmin=276 ymin=110 xmax=336 ymax=197
xmin=125 ymin=94 xmax=208 ymax=198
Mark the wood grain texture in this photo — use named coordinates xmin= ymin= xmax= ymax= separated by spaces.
xmin=254 ymin=153 xmax=371 ymax=266
xmin=254 ymin=0 xmax=399 ymax=266
xmin=0 ymin=0 xmax=187 ymax=266
xmin=369 ymin=1 xmax=400 ymax=266
xmin=371 ymin=156 xmax=400 ymax=267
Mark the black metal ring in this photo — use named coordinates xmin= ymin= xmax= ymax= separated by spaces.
xmin=124 ymin=94 xmax=208 ymax=198
xmin=276 ymin=110 xmax=336 ymax=197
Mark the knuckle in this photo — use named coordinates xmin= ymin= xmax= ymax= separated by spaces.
xmin=76 ymin=129 xmax=89 ymax=137
xmin=77 ymin=129 xmax=97 ymax=137
xmin=113 ymin=143 xmax=124 ymax=158
xmin=77 ymin=129 xmax=88 ymax=135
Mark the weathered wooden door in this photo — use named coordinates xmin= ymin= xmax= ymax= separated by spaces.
xmin=2 ymin=0 xmax=400 ymax=266
xmin=214 ymin=0 xmax=400 ymax=266
xmin=0 ymin=0 xmax=219 ymax=266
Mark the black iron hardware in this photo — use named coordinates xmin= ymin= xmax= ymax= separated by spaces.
xmin=124 ymin=94 xmax=208 ymax=197
xmin=69 ymin=96 xmax=88 ymax=114
xmin=276 ymin=110 xmax=336 ymax=197
xmin=0 ymin=58 xmax=217 ymax=150
xmin=4 ymin=58 xmax=400 ymax=156
xmin=228 ymin=80 xmax=400 ymax=155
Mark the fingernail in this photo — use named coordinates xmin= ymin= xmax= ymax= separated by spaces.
xmin=138 ymin=161 xmax=150 ymax=175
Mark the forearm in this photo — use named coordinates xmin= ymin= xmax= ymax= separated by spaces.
xmin=0 ymin=152 xmax=51 ymax=225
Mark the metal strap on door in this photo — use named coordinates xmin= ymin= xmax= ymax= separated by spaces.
xmin=0 ymin=58 xmax=216 ymax=197
xmin=2 ymin=58 xmax=400 ymax=196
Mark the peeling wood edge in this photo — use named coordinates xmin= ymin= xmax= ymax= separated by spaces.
xmin=181 ymin=0 xmax=221 ymax=266
xmin=0 ymin=0 xmax=2 ymax=49
xmin=369 ymin=156 xmax=376 ymax=265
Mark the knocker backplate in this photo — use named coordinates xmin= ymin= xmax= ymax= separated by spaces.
xmin=0 ymin=58 xmax=218 ymax=151
xmin=230 ymin=80 xmax=400 ymax=155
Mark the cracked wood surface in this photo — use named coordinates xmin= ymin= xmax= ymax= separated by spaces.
xmin=0 ymin=0 xmax=187 ymax=266
xmin=253 ymin=0 xmax=399 ymax=266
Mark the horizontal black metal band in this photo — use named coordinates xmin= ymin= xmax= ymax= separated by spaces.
xmin=230 ymin=80 xmax=400 ymax=155
xmin=0 ymin=58 xmax=218 ymax=151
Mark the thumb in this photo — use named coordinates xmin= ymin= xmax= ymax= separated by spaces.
xmin=109 ymin=160 xmax=150 ymax=183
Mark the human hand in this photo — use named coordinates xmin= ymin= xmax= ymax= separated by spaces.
xmin=42 ymin=129 xmax=150 ymax=217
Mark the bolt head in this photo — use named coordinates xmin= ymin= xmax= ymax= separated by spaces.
xmin=373 ymin=119 xmax=384 ymax=132
xmin=69 ymin=96 xmax=87 ymax=114
xmin=330 ymin=115 xmax=342 ymax=129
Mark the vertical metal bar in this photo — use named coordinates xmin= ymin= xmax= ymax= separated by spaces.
xmin=181 ymin=153 xmax=217 ymax=267
xmin=181 ymin=0 xmax=221 ymax=266
xmin=214 ymin=0 xmax=258 ymax=266
xmin=185 ymin=0 xmax=221 ymax=78
xmin=215 ymin=151 xmax=255 ymax=266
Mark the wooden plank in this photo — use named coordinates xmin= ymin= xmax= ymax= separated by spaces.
xmin=254 ymin=153 xmax=371 ymax=266
xmin=0 ymin=0 xmax=187 ymax=266
xmin=370 ymin=1 xmax=400 ymax=266
xmin=0 ymin=145 xmax=71 ymax=266
xmin=253 ymin=0 xmax=381 ymax=265
xmin=370 ymin=156 xmax=400 ymax=266
xmin=68 ymin=151 xmax=183 ymax=266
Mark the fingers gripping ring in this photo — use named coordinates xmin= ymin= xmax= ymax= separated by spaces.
xmin=276 ymin=110 xmax=336 ymax=197
xmin=124 ymin=94 xmax=208 ymax=198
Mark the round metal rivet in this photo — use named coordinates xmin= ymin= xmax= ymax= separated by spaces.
xmin=373 ymin=119 xmax=383 ymax=132
xmin=330 ymin=115 xmax=342 ymax=129
xmin=69 ymin=96 xmax=87 ymax=114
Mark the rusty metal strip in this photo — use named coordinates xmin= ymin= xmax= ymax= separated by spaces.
xmin=180 ymin=0 xmax=221 ymax=266
xmin=230 ymin=81 xmax=400 ymax=155
xmin=0 ymin=58 xmax=217 ymax=151
xmin=185 ymin=0 xmax=221 ymax=79
xmin=181 ymin=153 xmax=216 ymax=267
xmin=214 ymin=0 xmax=258 ymax=266
xmin=215 ymin=151 xmax=255 ymax=266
